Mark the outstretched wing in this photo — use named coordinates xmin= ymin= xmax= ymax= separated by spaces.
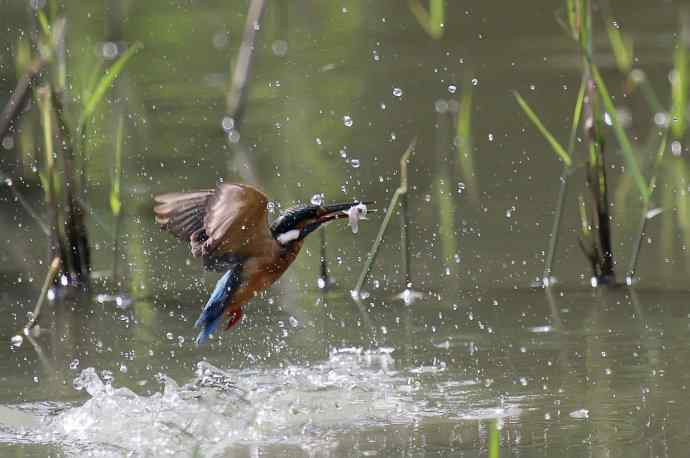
xmin=202 ymin=183 xmax=271 ymax=258
xmin=153 ymin=190 xmax=215 ymax=241
xmin=154 ymin=183 xmax=271 ymax=270
xmin=194 ymin=262 xmax=243 ymax=345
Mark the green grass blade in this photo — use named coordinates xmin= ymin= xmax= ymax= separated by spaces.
xmin=37 ymin=10 xmax=51 ymax=38
xmin=429 ymin=0 xmax=444 ymax=39
xmin=514 ymin=91 xmax=572 ymax=167
xmin=79 ymin=42 xmax=143 ymax=129
xmin=590 ymin=65 xmax=648 ymax=201
xmin=568 ymin=75 xmax=587 ymax=152
xmin=456 ymin=88 xmax=478 ymax=200
xmin=606 ymin=19 xmax=633 ymax=74
xmin=436 ymin=177 xmax=457 ymax=262
xmin=488 ymin=420 xmax=500 ymax=458
xmin=671 ymin=20 xmax=688 ymax=139
xmin=409 ymin=0 xmax=444 ymax=39
xmin=110 ymin=115 xmax=124 ymax=216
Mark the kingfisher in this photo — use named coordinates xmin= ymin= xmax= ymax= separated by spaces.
xmin=154 ymin=183 xmax=368 ymax=345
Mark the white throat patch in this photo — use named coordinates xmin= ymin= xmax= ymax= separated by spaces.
xmin=277 ymin=229 xmax=300 ymax=245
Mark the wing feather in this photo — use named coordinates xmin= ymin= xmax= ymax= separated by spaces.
xmin=153 ymin=190 xmax=214 ymax=241
xmin=202 ymin=183 xmax=271 ymax=257
xmin=154 ymin=183 xmax=272 ymax=269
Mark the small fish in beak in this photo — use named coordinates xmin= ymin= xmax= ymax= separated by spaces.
xmin=345 ymin=203 xmax=368 ymax=234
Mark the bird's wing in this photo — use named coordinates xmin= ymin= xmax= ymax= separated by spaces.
xmin=153 ymin=190 xmax=215 ymax=241
xmin=201 ymin=183 xmax=271 ymax=258
xmin=154 ymin=183 xmax=271 ymax=270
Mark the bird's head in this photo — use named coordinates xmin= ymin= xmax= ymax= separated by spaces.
xmin=270 ymin=201 xmax=370 ymax=247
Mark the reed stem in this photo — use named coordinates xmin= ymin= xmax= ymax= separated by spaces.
xmin=23 ymin=257 xmax=61 ymax=332
xmin=353 ymin=140 xmax=415 ymax=296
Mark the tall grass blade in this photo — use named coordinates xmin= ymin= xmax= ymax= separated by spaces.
xmin=110 ymin=114 xmax=124 ymax=216
xmin=409 ymin=0 xmax=444 ymax=39
xmin=456 ymin=88 xmax=478 ymax=201
xmin=429 ymin=0 xmax=445 ymax=39
xmin=488 ymin=419 xmax=500 ymax=458
xmin=626 ymin=132 xmax=668 ymax=282
xmin=436 ymin=177 xmax=457 ymax=262
xmin=542 ymin=76 xmax=585 ymax=282
xmin=79 ymin=42 xmax=143 ymax=129
xmin=514 ymin=92 xmax=572 ymax=167
xmin=590 ymin=65 xmax=648 ymax=201
xmin=353 ymin=139 xmax=415 ymax=296
xmin=671 ymin=17 xmax=689 ymax=140
xmin=606 ymin=19 xmax=633 ymax=74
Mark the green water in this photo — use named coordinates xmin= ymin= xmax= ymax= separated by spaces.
xmin=1 ymin=1 xmax=689 ymax=456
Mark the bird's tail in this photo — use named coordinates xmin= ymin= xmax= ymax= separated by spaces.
xmin=194 ymin=265 xmax=242 ymax=345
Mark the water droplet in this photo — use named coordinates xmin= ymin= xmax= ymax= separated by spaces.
xmin=221 ymin=116 xmax=235 ymax=132
xmin=604 ymin=112 xmax=613 ymax=126
xmin=392 ymin=87 xmax=403 ymax=97
xmin=271 ymin=39 xmax=288 ymax=57
xmin=101 ymin=41 xmax=118 ymax=60
xmin=289 ymin=316 xmax=299 ymax=327
xmin=351 ymin=159 xmax=360 ymax=168
xmin=488 ymin=133 xmax=495 ymax=142
xmin=10 ymin=335 xmax=23 ymax=347
xmin=448 ymin=84 xmax=457 ymax=94
xmin=69 ymin=359 xmax=80 ymax=370
xmin=471 ymin=78 xmax=479 ymax=86
xmin=671 ymin=141 xmax=682 ymax=156
xmin=317 ymin=277 xmax=326 ymax=289
xmin=227 ymin=129 xmax=241 ymax=143
xmin=166 ymin=332 xmax=174 ymax=340
xmin=2 ymin=136 xmax=15 ymax=150
xmin=654 ymin=112 xmax=669 ymax=127
xmin=311 ymin=193 xmax=324 ymax=206
xmin=343 ymin=115 xmax=353 ymax=127
xmin=435 ymin=99 xmax=449 ymax=113
xmin=457 ymin=182 xmax=466 ymax=194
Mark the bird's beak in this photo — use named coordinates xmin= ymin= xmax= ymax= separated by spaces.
xmin=299 ymin=201 xmax=373 ymax=239
xmin=315 ymin=201 xmax=373 ymax=224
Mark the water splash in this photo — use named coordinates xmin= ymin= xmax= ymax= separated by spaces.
xmin=0 ymin=348 xmax=519 ymax=456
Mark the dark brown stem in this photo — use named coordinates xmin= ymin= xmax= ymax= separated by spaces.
xmin=583 ymin=76 xmax=615 ymax=283
xmin=0 ymin=57 xmax=47 ymax=140
xmin=51 ymin=90 xmax=90 ymax=286
xmin=24 ymin=257 xmax=61 ymax=331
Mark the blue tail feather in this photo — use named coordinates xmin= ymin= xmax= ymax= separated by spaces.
xmin=194 ymin=264 xmax=243 ymax=345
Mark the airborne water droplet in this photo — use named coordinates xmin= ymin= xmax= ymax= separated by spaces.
xmin=311 ymin=193 xmax=324 ymax=206
xmin=343 ymin=115 xmax=353 ymax=127
xmin=392 ymin=87 xmax=403 ymax=97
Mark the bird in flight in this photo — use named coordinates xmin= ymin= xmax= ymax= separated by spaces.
xmin=154 ymin=183 xmax=368 ymax=345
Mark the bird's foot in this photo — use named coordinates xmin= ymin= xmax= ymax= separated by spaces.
xmin=225 ymin=307 xmax=243 ymax=330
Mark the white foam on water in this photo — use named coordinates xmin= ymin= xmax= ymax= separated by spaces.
xmin=0 ymin=347 xmax=517 ymax=456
